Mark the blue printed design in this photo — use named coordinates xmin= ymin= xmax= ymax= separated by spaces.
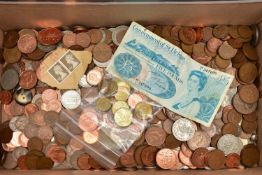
xmin=125 ymin=39 xmax=180 ymax=76
xmin=114 ymin=53 xmax=142 ymax=78
xmin=195 ymin=97 xmax=219 ymax=122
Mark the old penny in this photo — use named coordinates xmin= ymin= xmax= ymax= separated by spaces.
xmin=225 ymin=153 xmax=240 ymax=168
xmin=145 ymin=126 xmax=166 ymax=147
xmin=27 ymin=137 xmax=43 ymax=151
xmin=141 ymin=146 xmax=158 ymax=167
xmin=239 ymin=84 xmax=259 ymax=104
xmin=233 ymin=94 xmax=257 ymax=114
xmin=241 ymin=119 xmax=257 ymax=134
xmin=156 ymin=148 xmax=177 ymax=170
xmin=38 ymin=28 xmax=62 ymax=45
xmin=119 ymin=147 xmax=137 ymax=168
xmin=179 ymin=27 xmax=196 ymax=44
xmin=4 ymin=30 xmax=19 ymax=48
xmin=191 ymin=147 xmax=209 ymax=168
xmin=227 ymin=108 xmax=242 ymax=124
xmin=19 ymin=70 xmax=38 ymax=89
xmin=238 ymin=62 xmax=257 ymax=83
xmin=240 ymin=144 xmax=259 ymax=167
xmin=206 ymin=149 xmax=226 ymax=170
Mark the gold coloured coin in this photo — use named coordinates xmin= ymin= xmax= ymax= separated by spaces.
xmin=114 ymin=108 xmax=133 ymax=127
xmin=105 ymin=80 xmax=118 ymax=96
xmin=95 ymin=97 xmax=112 ymax=112
xmin=115 ymin=87 xmax=130 ymax=101
xmin=135 ymin=102 xmax=153 ymax=120
xmin=112 ymin=101 xmax=129 ymax=114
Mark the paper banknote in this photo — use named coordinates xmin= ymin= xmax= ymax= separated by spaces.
xmin=106 ymin=22 xmax=234 ymax=126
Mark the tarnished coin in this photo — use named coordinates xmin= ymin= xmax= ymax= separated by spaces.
xmin=241 ymin=119 xmax=257 ymax=134
xmin=217 ymin=134 xmax=243 ymax=155
xmin=191 ymin=147 xmax=209 ymax=168
xmin=27 ymin=137 xmax=43 ymax=151
xmin=61 ymin=90 xmax=81 ymax=109
xmin=206 ymin=149 xmax=226 ymax=170
xmin=3 ymin=46 xmax=21 ymax=63
xmin=87 ymin=29 xmax=103 ymax=44
xmin=19 ymin=70 xmax=38 ymax=89
xmin=36 ymin=156 xmax=54 ymax=169
xmin=15 ymin=116 xmax=29 ymax=131
xmin=227 ymin=109 xmax=242 ymax=124
xmin=9 ymin=116 xmax=20 ymax=132
xmin=187 ymin=130 xmax=211 ymax=150
xmin=30 ymin=110 xmax=46 ymax=126
xmin=162 ymin=118 xmax=173 ymax=134
xmin=172 ymin=118 xmax=196 ymax=141
xmin=238 ymin=62 xmax=257 ymax=83
xmin=93 ymin=43 xmax=112 ymax=63
xmin=4 ymin=30 xmax=19 ymax=48
xmin=44 ymin=111 xmax=59 ymax=127
xmin=83 ymin=130 xmax=99 ymax=144
xmin=233 ymin=94 xmax=257 ymax=114
xmin=165 ymin=134 xmax=181 ymax=149
xmin=76 ymin=32 xmax=91 ymax=48
xmin=243 ymin=111 xmax=257 ymax=122
xmin=23 ymin=123 xmax=39 ymax=139
xmin=141 ymin=146 xmax=158 ymax=167
xmin=240 ymin=144 xmax=259 ymax=167
xmin=114 ymin=108 xmax=133 ymax=127
xmin=239 ymin=84 xmax=259 ymax=104
xmin=17 ymin=34 xmax=37 ymax=54
xmin=222 ymin=122 xmax=239 ymax=136
xmin=134 ymin=102 xmax=153 ymax=120
xmin=145 ymin=126 xmax=166 ymax=147
xmin=38 ymin=125 xmax=53 ymax=141
xmin=27 ymin=48 xmax=46 ymax=61
xmin=213 ymin=25 xmax=229 ymax=39
xmin=38 ymin=28 xmax=62 ymax=45
xmin=225 ymin=153 xmax=240 ymax=168
xmin=119 ymin=147 xmax=137 ymax=168
xmin=95 ymin=97 xmax=112 ymax=112
xmin=115 ymin=88 xmax=130 ymax=101
xmin=179 ymin=27 xmax=196 ymax=44
xmin=3 ymin=152 xmax=18 ymax=169
xmin=77 ymin=153 xmax=91 ymax=170
xmin=12 ymin=147 xmax=28 ymax=161
xmin=156 ymin=148 xmax=177 ymax=169
xmin=238 ymin=25 xmax=253 ymax=39
xmin=215 ymin=55 xmax=231 ymax=69
xmin=0 ymin=68 xmax=19 ymax=90
xmin=0 ymin=90 xmax=12 ymax=104
xmin=218 ymin=41 xmax=237 ymax=60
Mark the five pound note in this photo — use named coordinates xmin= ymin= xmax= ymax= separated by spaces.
xmin=106 ymin=22 xmax=234 ymax=127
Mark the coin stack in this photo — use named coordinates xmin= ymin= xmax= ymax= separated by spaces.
xmin=0 ymin=24 xmax=260 ymax=170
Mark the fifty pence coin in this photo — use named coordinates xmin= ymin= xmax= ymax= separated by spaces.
xmin=61 ymin=90 xmax=81 ymax=109
xmin=217 ymin=134 xmax=243 ymax=155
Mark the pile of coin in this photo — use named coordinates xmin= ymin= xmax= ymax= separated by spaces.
xmin=0 ymin=24 xmax=260 ymax=170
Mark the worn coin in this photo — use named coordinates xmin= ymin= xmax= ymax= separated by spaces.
xmin=217 ymin=134 xmax=243 ymax=155
xmin=1 ymin=68 xmax=19 ymax=90
xmin=134 ymin=102 xmax=153 ymax=120
xmin=225 ymin=153 xmax=240 ymax=168
xmin=187 ymin=130 xmax=211 ymax=151
xmin=27 ymin=137 xmax=43 ymax=151
xmin=141 ymin=146 xmax=158 ymax=167
xmin=95 ymin=97 xmax=112 ymax=112
xmin=233 ymin=94 xmax=257 ymax=114
xmin=240 ymin=144 xmax=259 ymax=167
xmin=145 ymin=126 xmax=166 ymax=147
xmin=238 ymin=62 xmax=257 ymax=83
xmin=191 ymin=147 xmax=209 ymax=168
xmin=172 ymin=118 xmax=196 ymax=141
xmin=119 ymin=147 xmax=137 ymax=168
xmin=61 ymin=90 xmax=81 ymax=109
xmin=15 ymin=115 xmax=29 ymax=131
xmin=114 ymin=108 xmax=133 ymax=127
xmin=206 ymin=149 xmax=226 ymax=170
xmin=239 ymin=84 xmax=259 ymax=104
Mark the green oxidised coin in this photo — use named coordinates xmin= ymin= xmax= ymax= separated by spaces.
xmin=95 ymin=97 xmax=112 ymax=112
xmin=134 ymin=102 xmax=153 ymax=120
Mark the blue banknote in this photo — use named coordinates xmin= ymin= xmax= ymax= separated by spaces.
xmin=106 ymin=22 xmax=234 ymax=126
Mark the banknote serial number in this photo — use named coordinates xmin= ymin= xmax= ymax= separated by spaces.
xmin=200 ymin=66 xmax=217 ymax=75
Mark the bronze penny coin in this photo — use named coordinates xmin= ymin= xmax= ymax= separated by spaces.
xmin=27 ymin=150 xmax=45 ymax=157
xmin=119 ymin=147 xmax=137 ymax=168
xmin=222 ymin=123 xmax=238 ymax=136
xmin=24 ymin=103 xmax=39 ymax=117
xmin=156 ymin=109 xmax=167 ymax=121
xmin=241 ymin=120 xmax=257 ymax=134
xmin=30 ymin=110 xmax=46 ymax=126
xmin=232 ymin=50 xmax=247 ymax=63
xmin=19 ymin=70 xmax=38 ymax=89
xmin=239 ymin=84 xmax=259 ymax=104
xmin=3 ymin=46 xmax=21 ymax=64
xmin=242 ymin=43 xmax=257 ymax=61
xmin=218 ymin=41 xmax=237 ymax=60
xmin=211 ymin=134 xmax=222 ymax=147
xmin=87 ymin=29 xmax=103 ymax=44
xmin=179 ymin=27 xmax=196 ymax=45
xmin=225 ymin=153 xmax=240 ymax=168
xmin=213 ymin=25 xmax=229 ymax=39
xmin=206 ymin=149 xmax=226 ymax=170
xmin=238 ymin=62 xmax=257 ymax=84
xmin=36 ymin=156 xmax=54 ymax=169
xmin=228 ymin=38 xmax=243 ymax=49
xmin=240 ymin=144 xmax=259 ymax=167
xmin=9 ymin=100 xmax=24 ymax=116
xmin=38 ymin=28 xmax=62 ymax=45
xmin=193 ymin=42 xmax=206 ymax=57
xmin=165 ymin=134 xmax=181 ymax=149
xmin=27 ymin=137 xmax=43 ymax=151
xmin=141 ymin=146 xmax=158 ymax=167
xmin=215 ymin=55 xmax=231 ymax=69
xmin=145 ymin=126 xmax=166 ymax=147
xmin=88 ymin=156 xmax=103 ymax=169
xmin=93 ymin=43 xmax=112 ymax=63
xmin=243 ymin=111 xmax=257 ymax=122
xmin=191 ymin=147 xmax=208 ymax=168
xmin=27 ymin=48 xmax=46 ymax=61
xmin=77 ymin=153 xmax=91 ymax=170
xmin=25 ymin=154 xmax=39 ymax=170
xmin=181 ymin=43 xmax=193 ymax=55
xmin=44 ymin=111 xmax=59 ymax=127
xmin=134 ymin=145 xmax=147 ymax=167
xmin=4 ymin=30 xmax=19 ymax=48
xmin=0 ymin=90 xmax=12 ymax=104
xmin=222 ymin=105 xmax=234 ymax=123
xmin=233 ymin=94 xmax=257 ymax=115
xmin=17 ymin=155 xmax=28 ymax=170
xmin=228 ymin=25 xmax=240 ymax=38
xmin=156 ymin=148 xmax=177 ymax=169
xmin=238 ymin=25 xmax=253 ymax=39
xmin=162 ymin=119 xmax=173 ymax=134
xmin=0 ymin=68 xmax=19 ymax=90
xmin=46 ymin=144 xmax=66 ymax=163
xmin=227 ymin=109 xmax=242 ymax=124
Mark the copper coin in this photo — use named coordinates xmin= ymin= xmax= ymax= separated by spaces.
xmin=227 ymin=108 xmax=242 ymax=124
xmin=24 ymin=123 xmax=39 ymax=139
xmin=141 ymin=146 xmax=158 ymax=167
xmin=76 ymin=32 xmax=91 ymax=48
xmin=218 ymin=41 xmax=237 ymax=60
xmin=120 ymin=147 xmax=137 ymax=168
xmin=240 ymin=144 xmax=259 ymax=167
xmin=165 ymin=134 xmax=181 ymax=149
xmin=19 ymin=70 xmax=38 ymax=89
xmin=195 ymin=27 xmax=203 ymax=42
xmin=17 ymin=34 xmax=37 ymax=54
xmin=87 ymin=29 xmax=103 ymax=44
xmin=9 ymin=100 xmax=24 ymax=116
xmin=162 ymin=119 xmax=173 ymax=134
xmin=27 ymin=48 xmax=46 ymax=61
xmin=215 ymin=55 xmax=231 ymax=69
xmin=222 ymin=123 xmax=238 ymax=136
xmin=161 ymin=26 xmax=172 ymax=37
xmin=181 ymin=142 xmax=193 ymax=157
xmin=27 ymin=137 xmax=43 ymax=151
xmin=3 ymin=46 xmax=21 ymax=63
xmin=78 ymin=111 xmax=98 ymax=132
xmin=181 ymin=43 xmax=193 ymax=55
xmin=202 ymin=26 xmax=213 ymax=41
xmin=156 ymin=109 xmax=167 ymax=121
xmin=179 ymin=150 xmax=195 ymax=168
xmin=232 ymin=50 xmax=247 ymax=63
xmin=77 ymin=153 xmax=91 ymax=170
xmin=83 ymin=130 xmax=99 ymax=144
xmin=207 ymin=37 xmax=222 ymax=53
xmin=0 ymin=90 xmax=12 ymax=104
xmin=133 ymin=133 xmax=145 ymax=146
xmin=30 ymin=110 xmax=46 ymax=126
xmin=238 ymin=62 xmax=257 ymax=84
xmin=45 ymin=99 xmax=62 ymax=113
xmin=156 ymin=148 xmax=177 ymax=169
xmin=191 ymin=147 xmax=209 ymax=168
xmin=38 ymin=28 xmax=62 ymax=45
xmin=38 ymin=125 xmax=53 ymax=141
xmin=17 ymin=155 xmax=28 ymax=170
xmin=44 ymin=111 xmax=59 ymax=127
xmin=1 ymin=68 xmax=19 ymax=90
xmin=242 ymin=43 xmax=257 ymax=61
xmin=193 ymin=42 xmax=206 ymax=57
xmin=145 ymin=126 xmax=166 ymax=147
xmin=24 ymin=154 xmax=39 ymax=170
xmin=42 ymin=89 xmax=58 ymax=104
xmin=63 ymin=32 xmax=76 ymax=48
xmin=93 ymin=43 xmax=112 ymax=63
xmin=89 ymin=156 xmax=103 ymax=169
xmin=225 ymin=153 xmax=240 ymax=168
xmin=243 ymin=111 xmax=257 ymax=122
xmin=213 ymin=25 xmax=229 ymax=39
xmin=239 ymin=84 xmax=259 ymax=104
xmin=228 ymin=38 xmax=243 ymax=49
xmin=4 ymin=30 xmax=19 ymax=48
xmin=233 ymin=94 xmax=257 ymax=114
xmin=69 ymin=135 xmax=85 ymax=151
xmin=241 ymin=120 xmax=257 ymax=134
xmin=238 ymin=25 xmax=253 ymax=39
xmin=24 ymin=103 xmax=39 ymax=117
xmin=46 ymin=144 xmax=66 ymax=163
xmin=206 ymin=149 xmax=226 ymax=170
xmin=36 ymin=156 xmax=54 ymax=169
xmin=179 ymin=27 xmax=196 ymax=44
xmin=134 ymin=145 xmax=147 ymax=167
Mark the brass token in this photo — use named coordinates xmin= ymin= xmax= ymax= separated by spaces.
xmin=95 ymin=97 xmax=112 ymax=112
xmin=134 ymin=102 xmax=153 ymax=120
xmin=112 ymin=101 xmax=129 ymax=114
xmin=114 ymin=108 xmax=133 ymax=127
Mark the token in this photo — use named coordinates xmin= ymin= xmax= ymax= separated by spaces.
xmin=241 ymin=120 xmax=257 ymax=134
xmin=93 ymin=43 xmax=112 ymax=63
xmin=0 ymin=90 xmax=12 ymax=104
xmin=4 ymin=30 xmax=19 ymax=48
xmin=213 ymin=25 xmax=229 ymax=39
xmin=225 ymin=153 xmax=240 ymax=168
xmin=120 ymin=147 xmax=137 ymax=168
xmin=83 ymin=130 xmax=99 ymax=144
xmin=240 ymin=144 xmax=259 ymax=167
xmin=218 ymin=41 xmax=237 ymax=60
xmin=77 ymin=153 xmax=91 ymax=170
xmin=179 ymin=27 xmax=196 ymax=45
xmin=1 ymin=68 xmax=19 ymax=90
xmin=38 ymin=28 xmax=62 ymax=45
xmin=242 ymin=43 xmax=258 ymax=61
xmin=114 ymin=108 xmax=133 ymax=127
xmin=239 ymin=84 xmax=259 ymax=104
xmin=75 ymin=32 xmax=91 ymax=48
xmin=87 ymin=29 xmax=103 ymax=44
xmin=187 ymin=130 xmax=211 ymax=150
xmin=165 ymin=134 xmax=181 ymax=149
xmin=238 ymin=62 xmax=257 ymax=83
xmin=156 ymin=148 xmax=177 ymax=169
xmin=95 ymin=97 xmax=112 ymax=112
xmin=238 ymin=25 xmax=253 ymax=39
xmin=86 ymin=68 xmax=103 ymax=86
xmin=141 ymin=146 xmax=158 ymax=167
xmin=27 ymin=137 xmax=43 ymax=151
xmin=78 ymin=111 xmax=98 ymax=132
xmin=17 ymin=34 xmax=37 ymax=54
xmin=191 ymin=147 xmax=209 ymax=168
xmin=62 ymin=32 xmax=76 ymax=48
xmin=172 ymin=118 xmax=196 ymax=141
xmin=206 ymin=149 xmax=226 ymax=170
xmin=233 ymin=94 xmax=257 ymax=114
xmin=112 ymin=101 xmax=129 ymax=114
xmin=61 ymin=90 xmax=81 ymax=109
xmin=134 ymin=102 xmax=153 ymax=120
xmin=145 ymin=126 xmax=166 ymax=147
xmin=156 ymin=109 xmax=167 ymax=121
xmin=217 ymin=134 xmax=243 ymax=155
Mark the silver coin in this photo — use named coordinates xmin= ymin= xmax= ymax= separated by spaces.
xmin=187 ymin=130 xmax=211 ymax=150
xmin=217 ymin=134 xmax=243 ymax=155
xmin=172 ymin=118 xmax=196 ymax=141
xmin=78 ymin=75 xmax=91 ymax=88
xmin=3 ymin=152 xmax=17 ymax=169
xmin=233 ymin=94 xmax=257 ymax=114
xmin=61 ymin=90 xmax=81 ymax=109
xmin=12 ymin=147 xmax=28 ymax=161
xmin=9 ymin=116 xmax=19 ymax=132
xmin=15 ymin=115 xmax=29 ymax=131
